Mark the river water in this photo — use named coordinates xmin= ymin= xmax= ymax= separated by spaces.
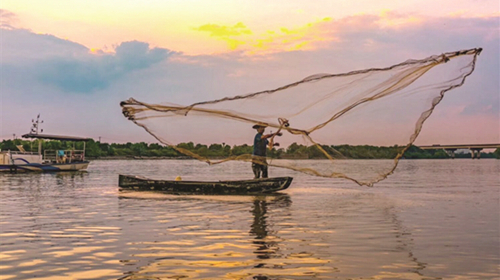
xmin=0 ymin=159 xmax=498 ymax=280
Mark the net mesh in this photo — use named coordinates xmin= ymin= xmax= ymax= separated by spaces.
xmin=121 ymin=48 xmax=482 ymax=186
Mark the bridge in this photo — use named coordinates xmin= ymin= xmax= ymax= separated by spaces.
xmin=418 ymin=144 xmax=500 ymax=159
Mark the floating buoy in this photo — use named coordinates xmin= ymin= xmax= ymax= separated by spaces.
xmin=175 ymin=176 xmax=182 ymax=181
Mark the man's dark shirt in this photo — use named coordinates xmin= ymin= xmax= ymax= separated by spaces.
xmin=253 ymin=133 xmax=269 ymax=157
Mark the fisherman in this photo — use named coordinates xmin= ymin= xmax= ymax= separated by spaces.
xmin=252 ymin=123 xmax=282 ymax=179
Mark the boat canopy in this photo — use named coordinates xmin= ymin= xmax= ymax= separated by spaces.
xmin=22 ymin=133 xmax=93 ymax=142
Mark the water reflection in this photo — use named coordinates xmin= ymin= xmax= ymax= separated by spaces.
xmin=0 ymin=171 xmax=88 ymax=190
xmin=54 ymin=171 xmax=87 ymax=187
xmin=116 ymin=193 xmax=330 ymax=280
xmin=1 ymin=159 xmax=497 ymax=279
xmin=249 ymin=195 xmax=290 ymax=279
xmin=383 ymin=203 xmax=433 ymax=279
xmin=250 ymin=195 xmax=288 ymax=263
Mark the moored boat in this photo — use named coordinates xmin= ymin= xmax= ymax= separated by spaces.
xmin=0 ymin=134 xmax=92 ymax=173
xmin=118 ymin=174 xmax=293 ymax=195
xmin=0 ymin=117 xmax=92 ymax=173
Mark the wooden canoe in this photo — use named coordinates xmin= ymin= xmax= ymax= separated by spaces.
xmin=118 ymin=174 xmax=293 ymax=195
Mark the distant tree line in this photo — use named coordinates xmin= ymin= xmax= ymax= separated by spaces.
xmin=1 ymin=139 xmax=499 ymax=159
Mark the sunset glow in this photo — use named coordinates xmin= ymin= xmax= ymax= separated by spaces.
xmin=3 ymin=0 xmax=498 ymax=55
xmin=0 ymin=0 xmax=498 ymax=144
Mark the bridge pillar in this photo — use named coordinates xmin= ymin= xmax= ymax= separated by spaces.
xmin=445 ymin=149 xmax=457 ymax=159
xmin=470 ymin=148 xmax=483 ymax=159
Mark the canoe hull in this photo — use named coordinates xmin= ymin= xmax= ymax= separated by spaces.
xmin=118 ymin=174 xmax=293 ymax=195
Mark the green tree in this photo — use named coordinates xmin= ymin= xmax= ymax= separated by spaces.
xmin=0 ymin=140 xmax=17 ymax=151
xmin=432 ymin=149 xmax=449 ymax=159
xmin=196 ymin=146 xmax=209 ymax=157
xmin=223 ymin=144 xmax=231 ymax=157
xmin=177 ymin=142 xmax=195 ymax=151
xmin=231 ymin=144 xmax=252 ymax=156
xmin=85 ymin=139 xmax=103 ymax=157
xmin=131 ymin=142 xmax=148 ymax=156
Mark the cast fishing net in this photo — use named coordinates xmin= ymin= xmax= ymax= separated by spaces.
xmin=121 ymin=48 xmax=482 ymax=186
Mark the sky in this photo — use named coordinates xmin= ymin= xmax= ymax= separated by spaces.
xmin=0 ymin=0 xmax=499 ymax=146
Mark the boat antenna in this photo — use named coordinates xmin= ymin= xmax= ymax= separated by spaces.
xmin=30 ymin=114 xmax=44 ymax=135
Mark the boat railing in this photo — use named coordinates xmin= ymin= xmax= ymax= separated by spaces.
xmin=6 ymin=151 xmax=39 ymax=155
xmin=44 ymin=149 xmax=86 ymax=163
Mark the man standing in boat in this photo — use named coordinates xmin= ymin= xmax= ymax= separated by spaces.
xmin=252 ymin=123 xmax=283 ymax=179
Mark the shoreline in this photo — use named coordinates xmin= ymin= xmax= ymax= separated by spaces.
xmin=87 ymin=156 xmax=499 ymax=160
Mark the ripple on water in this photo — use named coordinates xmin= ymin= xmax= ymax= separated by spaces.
xmin=0 ymin=159 xmax=498 ymax=279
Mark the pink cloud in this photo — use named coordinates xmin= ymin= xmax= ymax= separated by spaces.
xmin=0 ymin=9 xmax=18 ymax=29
